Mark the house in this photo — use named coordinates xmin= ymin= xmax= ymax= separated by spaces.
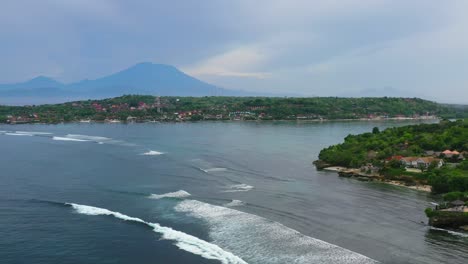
xmin=441 ymin=149 xmax=464 ymax=160
xmin=400 ymin=157 xmax=443 ymax=168
xmin=400 ymin=157 xmax=419 ymax=167
xmin=386 ymin=155 xmax=404 ymax=161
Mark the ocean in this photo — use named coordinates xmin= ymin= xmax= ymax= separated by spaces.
xmin=1 ymin=121 xmax=467 ymax=264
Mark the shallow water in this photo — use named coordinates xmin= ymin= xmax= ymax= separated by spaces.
xmin=1 ymin=121 xmax=467 ymax=263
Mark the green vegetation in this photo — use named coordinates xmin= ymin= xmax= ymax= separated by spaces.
xmin=443 ymin=192 xmax=468 ymax=202
xmin=317 ymin=120 xmax=468 ymax=194
xmin=1 ymin=95 xmax=467 ymax=124
xmin=424 ymin=208 xmax=468 ymax=228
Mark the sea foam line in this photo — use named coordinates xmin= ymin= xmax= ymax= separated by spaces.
xmin=148 ymin=190 xmax=191 ymax=199
xmin=200 ymin=167 xmax=228 ymax=173
xmin=15 ymin=131 xmax=53 ymax=135
xmin=64 ymin=134 xmax=136 ymax=146
xmin=175 ymin=200 xmax=378 ymax=264
xmin=223 ymin=200 xmax=245 ymax=207
xmin=66 ymin=134 xmax=111 ymax=141
xmin=52 ymin=136 xmax=90 ymax=142
xmin=222 ymin=184 xmax=254 ymax=193
xmin=142 ymin=150 xmax=165 ymax=156
xmin=4 ymin=132 xmax=33 ymax=136
xmin=66 ymin=203 xmax=247 ymax=264
xmin=430 ymin=227 xmax=468 ymax=238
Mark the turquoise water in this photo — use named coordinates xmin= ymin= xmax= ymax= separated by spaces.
xmin=1 ymin=121 xmax=467 ymax=263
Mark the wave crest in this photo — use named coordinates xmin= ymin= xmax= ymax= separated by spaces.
xmin=66 ymin=134 xmax=111 ymax=141
xmin=53 ymin=136 xmax=90 ymax=142
xmin=66 ymin=203 xmax=247 ymax=264
xmin=142 ymin=150 xmax=164 ymax=156
xmin=222 ymin=184 xmax=254 ymax=193
xmin=148 ymin=190 xmax=191 ymax=199
xmin=224 ymin=200 xmax=245 ymax=207
xmin=430 ymin=227 xmax=468 ymax=238
xmin=4 ymin=132 xmax=33 ymax=136
xmin=175 ymin=200 xmax=377 ymax=264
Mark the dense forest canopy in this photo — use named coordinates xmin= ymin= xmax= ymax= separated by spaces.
xmin=1 ymin=95 xmax=467 ymax=123
xmin=317 ymin=120 xmax=468 ymax=194
xmin=318 ymin=120 xmax=468 ymax=168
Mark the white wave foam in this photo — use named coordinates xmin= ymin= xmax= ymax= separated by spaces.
xmin=52 ymin=136 xmax=90 ymax=142
xmin=67 ymin=203 xmax=246 ymax=264
xmin=201 ymin=167 xmax=227 ymax=173
xmin=224 ymin=200 xmax=245 ymax=207
xmin=65 ymin=134 xmax=135 ymax=146
xmin=4 ymin=133 xmax=33 ymax=136
xmin=66 ymin=134 xmax=112 ymax=142
xmin=15 ymin=131 xmax=52 ymax=135
xmin=149 ymin=190 xmax=191 ymax=199
xmin=175 ymin=200 xmax=377 ymax=264
xmin=430 ymin=227 xmax=468 ymax=238
xmin=142 ymin=150 xmax=164 ymax=156
xmin=222 ymin=184 xmax=254 ymax=193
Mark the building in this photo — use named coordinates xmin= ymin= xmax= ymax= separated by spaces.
xmin=400 ymin=157 xmax=444 ymax=168
xmin=441 ymin=149 xmax=464 ymax=159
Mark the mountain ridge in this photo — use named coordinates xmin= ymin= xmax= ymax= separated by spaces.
xmin=0 ymin=62 xmax=252 ymax=104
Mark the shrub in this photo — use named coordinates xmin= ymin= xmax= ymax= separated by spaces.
xmin=425 ymin=208 xmax=436 ymax=217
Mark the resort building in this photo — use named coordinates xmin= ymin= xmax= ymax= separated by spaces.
xmin=400 ymin=157 xmax=444 ymax=168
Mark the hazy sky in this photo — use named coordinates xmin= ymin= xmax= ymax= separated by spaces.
xmin=1 ymin=0 xmax=468 ymax=103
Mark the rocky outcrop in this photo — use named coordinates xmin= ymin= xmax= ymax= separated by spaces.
xmin=426 ymin=208 xmax=468 ymax=228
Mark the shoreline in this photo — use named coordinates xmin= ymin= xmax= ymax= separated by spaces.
xmin=322 ymin=166 xmax=432 ymax=193
xmin=0 ymin=116 xmax=440 ymax=125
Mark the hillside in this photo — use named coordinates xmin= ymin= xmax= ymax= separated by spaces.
xmin=316 ymin=120 xmax=468 ymax=194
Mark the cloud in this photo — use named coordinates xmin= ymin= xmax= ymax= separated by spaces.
xmin=0 ymin=1 xmax=468 ymax=102
xmin=182 ymin=47 xmax=271 ymax=79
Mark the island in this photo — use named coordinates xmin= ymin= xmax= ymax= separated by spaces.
xmin=314 ymin=120 xmax=468 ymax=230
xmin=1 ymin=95 xmax=467 ymax=124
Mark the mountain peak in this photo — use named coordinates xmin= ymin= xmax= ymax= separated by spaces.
xmin=0 ymin=62 xmax=249 ymax=103
xmin=128 ymin=62 xmax=178 ymax=71
xmin=26 ymin=76 xmax=63 ymax=86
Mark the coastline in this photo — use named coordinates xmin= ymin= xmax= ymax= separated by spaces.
xmin=322 ymin=166 xmax=432 ymax=193
xmin=0 ymin=116 xmax=440 ymax=125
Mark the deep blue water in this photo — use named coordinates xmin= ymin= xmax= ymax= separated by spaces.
xmin=1 ymin=121 xmax=467 ymax=264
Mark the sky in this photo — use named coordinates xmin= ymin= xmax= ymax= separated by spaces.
xmin=1 ymin=0 xmax=468 ymax=103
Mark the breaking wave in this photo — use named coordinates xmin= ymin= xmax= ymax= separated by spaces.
xmin=142 ymin=150 xmax=165 ymax=156
xmin=66 ymin=134 xmax=112 ymax=142
xmin=148 ymin=190 xmax=191 ymax=199
xmin=222 ymin=184 xmax=254 ymax=193
xmin=15 ymin=131 xmax=53 ymax=135
xmin=4 ymin=132 xmax=33 ymax=136
xmin=430 ymin=227 xmax=468 ymax=238
xmin=175 ymin=200 xmax=377 ymax=264
xmin=52 ymin=136 xmax=90 ymax=142
xmin=224 ymin=200 xmax=245 ymax=207
xmin=66 ymin=203 xmax=246 ymax=264
xmin=200 ymin=167 xmax=228 ymax=173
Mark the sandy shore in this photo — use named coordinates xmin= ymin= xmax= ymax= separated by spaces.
xmin=384 ymin=180 xmax=432 ymax=192
xmin=322 ymin=166 xmax=348 ymax=172
xmin=322 ymin=166 xmax=432 ymax=192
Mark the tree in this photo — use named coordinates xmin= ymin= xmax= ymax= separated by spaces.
xmin=372 ymin=127 xmax=380 ymax=134
xmin=429 ymin=174 xmax=450 ymax=194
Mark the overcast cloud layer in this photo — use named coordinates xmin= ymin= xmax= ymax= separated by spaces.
xmin=1 ymin=0 xmax=467 ymax=103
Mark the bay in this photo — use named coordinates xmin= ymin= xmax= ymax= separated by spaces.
xmin=1 ymin=120 xmax=467 ymax=264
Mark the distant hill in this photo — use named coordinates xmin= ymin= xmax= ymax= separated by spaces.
xmin=2 ymin=95 xmax=467 ymax=124
xmin=0 ymin=76 xmax=64 ymax=91
xmin=0 ymin=62 xmax=251 ymax=105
